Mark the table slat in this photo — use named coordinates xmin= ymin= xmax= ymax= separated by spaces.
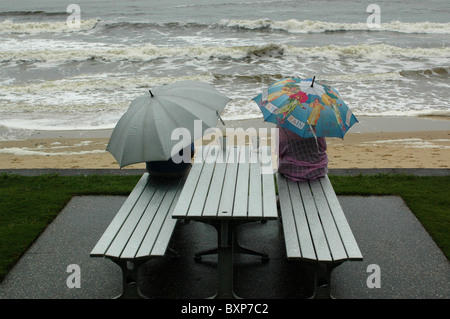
xmin=217 ymin=146 xmax=240 ymax=217
xmin=172 ymin=146 xmax=210 ymax=218
xmin=187 ymin=146 xmax=219 ymax=217
xmin=233 ymin=146 xmax=251 ymax=217
xmin=202 ymin=147 xmax=230 ymax=217
xmin=248 ymin=148 xmax=262 ymax=218
xmin=260 ymin=146 xmax=277 ymax=219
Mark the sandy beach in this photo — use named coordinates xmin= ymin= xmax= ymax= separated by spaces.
xmin=0 ymin=116 xmax=449 ymax=170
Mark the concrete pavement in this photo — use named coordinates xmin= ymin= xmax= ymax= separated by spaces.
xmin=0 ymin=194 xmax=448 ymax=300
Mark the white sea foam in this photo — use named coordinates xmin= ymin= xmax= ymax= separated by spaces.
xmin=0 ymin=110 xmax=123 ymax=130
xmin=0 ymin=73 xmax=217 ymax=112
xmin=1 ymin=17 xmax=449 ymax=35
xmin=0 ymin=73 xmax=214 ymax=95
xmin=323 ymin=71 xmax=404 ymax=83
xmin=0 ymin=147 xmax=105 ymax=156
xmin=1 ymin=42 xmax=449 ymax=64
xmin=220 ymin=19 xmax=450 ymax=34
xmin=362 ymin=138 xmax=450 ymax=149
xmin=360 ymin=110 xmax=450 ymax=118
xmin=0 ymin=18 xmax=99 ymax=34
xmin=284 ymin=44 xmax=450 ymax=59
xmin=0 ymin=74 xmax=448 ymax=132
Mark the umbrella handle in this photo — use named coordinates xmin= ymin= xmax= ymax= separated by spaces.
xmin=310 ymin=76 xmax=315 ymax=88
xmin=217 ymin=110 xmax=226 ymax=126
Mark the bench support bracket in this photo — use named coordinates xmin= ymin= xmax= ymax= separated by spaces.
xmin=112 ymin=259 xmax=149 ymax=299
xmin=309 ymin=262 xmax=342 ymax=299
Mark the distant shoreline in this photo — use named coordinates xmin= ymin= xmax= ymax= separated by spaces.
xmin=1 ymin=116 xmax=448 ymax=141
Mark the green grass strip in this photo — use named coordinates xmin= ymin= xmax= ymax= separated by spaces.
xmin=0 ymin=173 xmax=141 ymax=281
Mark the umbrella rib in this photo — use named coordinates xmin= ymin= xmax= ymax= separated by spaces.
xmin=156 ymin=97 xmax=198 ymax=157
xmin=162 ymin=96 xmax=227 ymax=128
xmin=172 ymin=95 xmax=227 ymax=112
xmin=152 ymin=97 xmax=177 ymax=158
xmin=303 ymin=102 xmax=313 ymax=138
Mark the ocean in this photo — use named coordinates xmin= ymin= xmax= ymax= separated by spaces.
xmin=0 ymin=0 xmax=449 ymax=140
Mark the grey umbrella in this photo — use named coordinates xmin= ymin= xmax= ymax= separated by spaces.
xmin=107 ymin=80 xmax=230 ymax=168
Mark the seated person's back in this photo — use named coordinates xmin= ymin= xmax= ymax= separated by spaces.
xmin=277 ymin=126 xmax=328 ymax=181
xmin=146 ymin=143 xmax=195 ymax=178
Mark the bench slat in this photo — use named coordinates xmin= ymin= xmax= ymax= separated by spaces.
xmin=286 ymin=178 xmax=317 ymax=260
xmin=309 ymin=179 xmax=348 ymax=261
xmin=149 ymin=180 xmax=184 ymax=256
xmin=298 ymin=181 xmax=333 ymax=262
xmin=135 ymin=177 xmax=184 ymax=258
xmin=276 ymin=174 xmax=302 ymax=258
xmin=104 ymin=178 xmax=161 ymax=258
xmin=120 ymin=178 xmax=174 ymax=259
xmin=320 ymin=176 xmax=363 ymax=260
xmin=90 ymin=174 xmax=150 ymax=257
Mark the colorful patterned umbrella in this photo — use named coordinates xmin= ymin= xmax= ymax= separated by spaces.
xmin=253 ymin=77 xmax=358 ymax=138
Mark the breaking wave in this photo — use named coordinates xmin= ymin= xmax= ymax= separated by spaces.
xmin=219 ymin=19 xmax=450 ymax=34
xmin=0 ymin=18 xmax=99 ymax=34
xmin=399 ymin=67 xmax=450 ymax=78
xmin=1 ymin=18 xmax=449 ymax=35
xmin=0 ymin=10 xmax=68 ymax=17
xmin=1 ymin=43 xmax=448 ymax=63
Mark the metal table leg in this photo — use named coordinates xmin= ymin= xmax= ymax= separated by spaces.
xmin=213 ymin=220 xmax=241 ymax=299
xmin=198 ymin=220 xmax=268 ymax=299
xmin=232 ymin=229 xmax=269 ymax=261
xmin=195 ymin=221 xmax=269 ymax=261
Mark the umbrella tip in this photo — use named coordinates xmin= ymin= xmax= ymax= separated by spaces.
xmin=310 ymin=76 xmax=315 ymax=88
xmin=149 ymin=90 xmax=154 ymax=97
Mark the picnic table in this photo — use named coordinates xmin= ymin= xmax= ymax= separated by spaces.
xmin=172 ymin=143 xmax=278 ymax=299
xmin=91 ymin=140 xmax=362 ymax=299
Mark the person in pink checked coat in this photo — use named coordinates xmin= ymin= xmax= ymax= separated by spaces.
xmin=277 ymin=126 xmax=329 ymax=182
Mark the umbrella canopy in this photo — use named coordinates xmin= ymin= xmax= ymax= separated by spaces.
xmin=107 ymin=80 xmax=230 ymax=167
xmin=253 ymin=77 xmax=358 ymax=138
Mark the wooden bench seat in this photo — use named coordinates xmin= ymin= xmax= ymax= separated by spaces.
xmin=276 ymin=173 xmax=363 ymax=299
xmin=90 ymin=173 xmax=186 ymax=299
